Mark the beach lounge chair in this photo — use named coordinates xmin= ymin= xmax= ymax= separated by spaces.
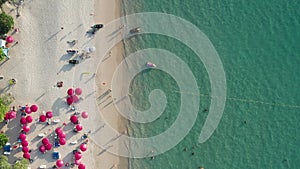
xmin=38 ymin=133 xmax=46 ymax=138
xmin=70 ymin=140 xmax=78 ymax=145
xmin=39 ymin=165 xmax=46 ymax=169
xmin=53 ymin=119 xmax=60 ymax=124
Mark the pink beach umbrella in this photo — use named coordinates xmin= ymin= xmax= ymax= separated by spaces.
xmin=39 ymin=114 xmax=47 ymax=122
xmin=59 ymin=138 xmax=66 ymax=145
xmin=21 ymin=140 xmax=29 ymax=147
xmin=23 ymin=152 xmax=30 ymax=159
xmin=56 ymin=159 xmax=64 ymax=167
xmin=74 ymin=159 xmax=81 ymax=165
xmin=20 ymin=117 xmax=27 ymax=124
xmin=70 ymin=115 xmax=78 ymax=124
xmin=78 ymin=163 xmax=85 ymax=169
xmin=80 ymin=143 xmax=87 ymax=152
xmin=8 ymin=111 xmax=16 ymax=119
xmin=74 ymin=152 xmax=82 ymax=160
xmin=23 ymin=125 xmax=30 ymax=133
xmin=46 ymin=111 xmax=53 ymax=118
xmin=25 ymin=107 xmax=31 ymax=114
xmin=55 ymin=127 xmax=63 ymax=134
xmin=19 ymin=133 xmax=26 ymax=141
xmin=42 ymin=138 xmax=50 ymax=145
xmin=4 ymin=113 xmax=9 ymax=120
xmin=58 ymin=132 xmax=66 ymax=138
xmin=66 ymin=97 xmax=74 ymax=105
xmin=39 ymin=145 xmax=46 ymax=153
xmin=75 ymin=88 xmax=82 ymax=95
xmin=75 ymin=124 xmax=83 ymax=131
xmin=72 ymin=95 xmax=79 ymax=103
xmin=67 ymin=88 xmax=74 ymax=95
xmin=26 ymin=116 xmax=33 ymax=123
xmin=30 ymin=105 xmax=38 ymax=112
xmin=45 ymin=143 xmax=52 ymax=150
xmin=81 ymin=112 xmax=88 ymax=119
xmin=6 ymin=36 xmax=14 ymax=43
xmin=22 ymin=146 xmax=29 ymax=153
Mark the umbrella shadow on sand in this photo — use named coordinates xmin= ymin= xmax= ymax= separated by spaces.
xmin=57 ymin=64 xmax=75 ymax=74
xmin=51 ymin=98 xmax=68 ymax=116
xmin=62 ymin=151 xmax=75 ymax=165
xmin=60 ymin=54 xmax=73 ymax=62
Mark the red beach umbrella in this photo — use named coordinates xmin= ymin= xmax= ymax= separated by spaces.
xmin=26 ymin=116 xmax=33 ymax=123
xmin=74 ymin=152 xmax=82 ymax=160
xmin=20 ymin=117 xmax=27 ymax=124
xmin=66 ymin=97 xmax=73 ymax=105
xmin=39 ymin=114 xmax=47 ymax=122
xmin=23 ymin=125 xmax=30 ymax=133
xmin=72 ymin=95 xmax=79 ymax=103
xmin=45 ymin=143 xmax=52 ymax=150
xmin=42 ymin=138 xmax=50 ymax=145
xmin=30 ymin=104 xmax=38 ymax=112
xmin=19 ymin=133 xmax=26 ymax=141
xmin=75 ymin=124 xmax=83 ymax=131
xmin=70 ymin=115 xmax=78 ymax=124
xmin=25 ymin=107 xmax=31 ymax=114
xmin=67 ymin=88 xmax=74 ymax=95
xmin=56 ymin=159 xmax=64 ymax=167
xmin=59 ymin=138 xmax=66 ymax=145
xmin=6 ymin=36 xmax=14 ymax=43
xmin=80 ymin=144 xmax=87 ymax=152
xmin=21 ymin=140 xmax=29 ymax=147
xmin=78 ymin=163 xmax=85 ymax=169
xmin=39 ymin=145 xmax=46 ymax=153
xmin=58 ymin=132 xmax=66 ymax=138
xmin=81 ymin=112 xmax=88 ymax=119
xmin=75 ymin=159 xmax=81 ymax=165
xmin=23 ymin=152 xmax=30 ymax=159
xmin=22 ymin=146 xmax=29 ymax=153
xmin=46 ymin=111 xmax=53 ymax=118
xmin=75 ymin=88 xmax=82 ymax=95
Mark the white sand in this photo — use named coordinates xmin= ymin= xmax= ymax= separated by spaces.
xmin=0 ymin=0 xmax=128 ymax=168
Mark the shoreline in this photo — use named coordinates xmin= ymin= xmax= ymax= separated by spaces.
xmin=93 ymin=0 xmax=129 ymax=168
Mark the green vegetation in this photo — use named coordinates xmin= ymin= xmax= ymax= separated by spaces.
xmin=0 ymin=13 xmax=14 ymax=35
xmin=0 ymin=133 xmax=8 ymax=148
xmin=0 ymin=48 xmax=5 ymax=61
xmin=13 ymin=158 xmax=29 ymax=169
xmin=0 ymin=156 xmax=11 ymax=169
xmin=0 ymin=94 xmax=14 ymax=122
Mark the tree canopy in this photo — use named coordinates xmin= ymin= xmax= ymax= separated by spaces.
xmin=0 ymin=155 xmax=11 ymax=169
xmin=0 ymin=133 xmax=8 ymax=148
xmin=0 ymin=48 xmax=6 ymax=61
xmin=13 ymin=158 xmax=29 ymax=169
xmin=0 ymin=0 xmax=8 ymax=8
xmin=0 ymin=13 xmax=14 ymax=35
xmin=0 ymin=94 xmax=13 ymax=122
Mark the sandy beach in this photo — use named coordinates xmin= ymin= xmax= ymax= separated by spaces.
xmin=0 ymin=0 xmax=128 ymax=168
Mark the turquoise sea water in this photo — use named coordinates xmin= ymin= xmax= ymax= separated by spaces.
xmin=121 ymin=0 xmax=300 ymax=168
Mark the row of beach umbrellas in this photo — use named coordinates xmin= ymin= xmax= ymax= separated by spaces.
xmin=19 ymin=104 xmax=39 ymax=160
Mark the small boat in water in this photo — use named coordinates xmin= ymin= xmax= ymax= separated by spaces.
xmin=146 ymin=62 xmax=156 ymax=68
xmin=130 ymin=27 xmax=141 ymax=34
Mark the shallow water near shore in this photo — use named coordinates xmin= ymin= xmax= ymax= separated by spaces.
xmin=122 ymin=0 xmax=300 ymax=168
